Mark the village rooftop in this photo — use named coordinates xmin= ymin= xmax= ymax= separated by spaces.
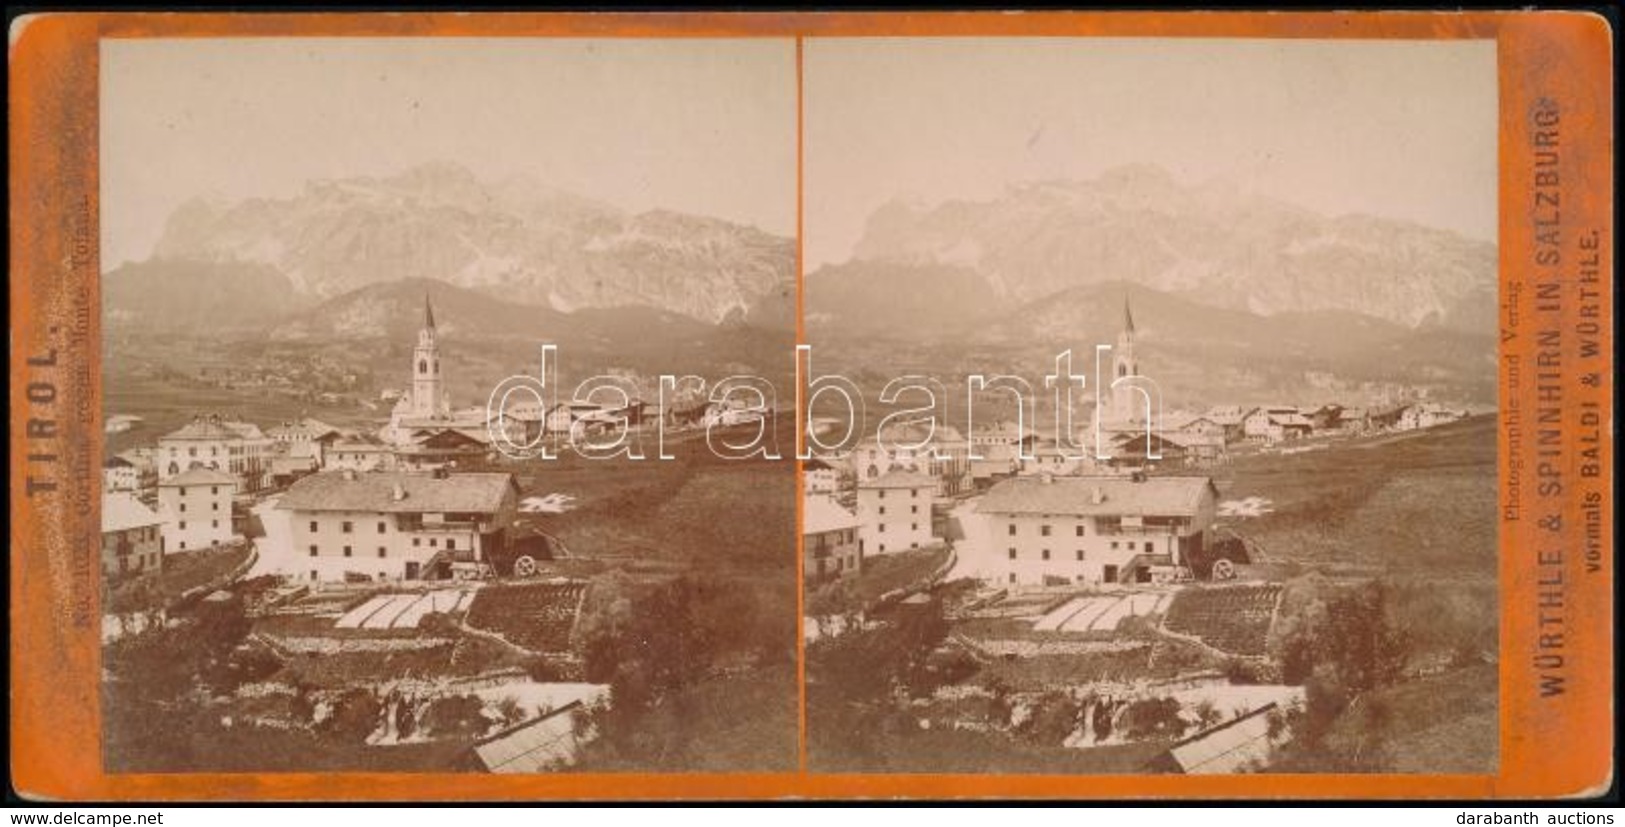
xmin=484 ymin=344 xmax=1166 ymax=463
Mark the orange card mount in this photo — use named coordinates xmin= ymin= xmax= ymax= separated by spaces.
xmin=9 ymin=11 xmax=1614 ymax=801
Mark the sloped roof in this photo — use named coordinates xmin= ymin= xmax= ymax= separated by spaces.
xmin=267 ymin=418 xmax=342 ymax=440
xmin=859 ymin=469 xmax=937 ymax=490
xmin=977 ymin=475 xmax=1215 ymax=518
xmin=161 ymin=418 xmax=246 ymax=442
xmin=277 ymin=471 xmax=516 ymax=514
xmin=804 ymin=495 xmax=860 ymax=535
xmin=102 ymin=492 xmax=165 ymax=533
xmin=473 ymin=702 xmax=585 ymax=773
xmin=1269 ymin=412 xmax=1314 ymax=428
xmin=161 ymin=467 xmax=237 ymax=487
xmin=1165 ymin=702 xmax=1279 ymax=774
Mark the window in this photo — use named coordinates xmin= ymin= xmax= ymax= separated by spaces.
xmin=178 ymin=541 xmax=187 ymax=551
xmin=1076 ymin=549 xmax=1085 ymax=561
xmin=179 ymin=504 xmax=187 ymax=513
xmin=342 ymin=521 xmax=354 ymax=534
xmin=1008 ymin=524 xmax=1017 ymax=536
xmin=1041 ymin=524 xmax=1052 ymax=537
xmin=211 ymin=486 xmax=219 ymax=495
xmin=1008 ymin=548 xmax=1017 ymax=560
xmin=309 ymin=545 xmax=318 ymax=557
xmin=378 ymin=522 xmax=387 ymax=534
xmin=879 ymin=506 xmax=886 ymax=515
xmin=212 ymin=502 xmax=219 ymax=511
xmin=188 ymin=448 xmax=197 ymax=458
xmin=878 ymin=524 xmax=886 ymax=533
xmin=911 ymin=505 xmax=919 ymax=514
xmin=378 ymin=547 xmax=387 ymax=558
xmin=413 ymin=538 xmax=421 ymax=547
xmin=179 ymin=487 xmax=188 ymax=496
xmin=447 ymin=539 xmax=456 ymax=551
xmin=309 ymin=521 xmax=318 ymax=532
xmin=343 ymin=546 xmax=352 ymax=557
xmin=911 ymin=523 xmax=918 ymax=531
xmin=429 ymin=538 xmax=438 ymax=548
xmin=1042 ymin=549 xmax=1051 ymax=561
xmin=310 ymin=570 xmax=318 ymax=581
xmin=1075 ymin=525 xmax=1085 ymax=537
xmin=1009 ymin=573 xmax=1017 ymax=584
xmin=212 ymin=520 xmax=218 ymax=528
xmin=911 ymin=488 xmax=919 ymax=498
xmin=178 ymin=520 xmax=187 ymax=530
xmin=878 ymin=490 xmax=885 ymax=499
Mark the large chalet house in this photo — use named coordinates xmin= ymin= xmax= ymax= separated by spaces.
xmin=975 ymin=474 xmax=1219 ymax=588
xmin=157 ymin=414 xmax=274 ymax=493
xmin=273 ymin=469 xmax=520 ymax=584
xmin=849 ymin=420 xmax=972 ymax=497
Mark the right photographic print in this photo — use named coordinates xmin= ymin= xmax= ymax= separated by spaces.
xmin=800 ymin=38 xmax=1500 ymax=775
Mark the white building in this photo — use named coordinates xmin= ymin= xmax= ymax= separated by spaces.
xmin=266 ymin=418 xmax=344 ymax=466
xmin=103 ymin=456 xmax=139 ymax=493
xmin=157 ymin=414 xmax=274 ymax=493
xmin=323 ymin=436 xmax=399 ymax=473
xmin=974 ymin=474 xmax=1219 ymax=588
xmin=803 ymin=457 xmax=842 ymax=495
xmin=856 ymin=469 xmax=937 ymax=556
xmin=158 ymin=467 xmax=238 ymax=552
xmin=273 ymin=470 xmax=520 ymax=584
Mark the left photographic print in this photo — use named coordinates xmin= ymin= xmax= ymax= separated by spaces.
xmin=97 ymin=37 xmax=799 ymax=773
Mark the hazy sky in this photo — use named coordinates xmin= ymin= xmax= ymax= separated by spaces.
xmin=101 ymin=38 xmax=796 ymax=267
xmin=806 ymin=38 xmax=1498 ymax=269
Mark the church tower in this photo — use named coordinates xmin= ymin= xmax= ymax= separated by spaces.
xmin=411 ymin=294 xmax=448 ymax=419
xmin=1110 ymin=296 xmax=1142 ymax=423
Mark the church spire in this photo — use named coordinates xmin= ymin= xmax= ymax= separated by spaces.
xmin=1123 ymin=295 xmax=1135 ymax=336
xmin=424 ymin=292 xmax=436 ymax=330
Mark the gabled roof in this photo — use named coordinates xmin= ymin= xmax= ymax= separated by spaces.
xmin=161 ymin=417 xmax=247 ymax=442
xmin=102 ymin=492 xmax=166 ymax=534
xmin=267 ymin=418 xmax=343 ymax=441
xmin=977 ymin=475 xmax=1216 ymax=518
xmin=276 ymin=471 xmax=516 ymax=514
xmin=859 ymin=469 xmax=937 ymax=490
xmin=161 ymin=467 xmax=237 ymax=487
xmin=804 ymin=495 xmax=860 ymax=535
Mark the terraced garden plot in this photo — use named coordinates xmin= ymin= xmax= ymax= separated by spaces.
xmin=1031 ymin=591 xmax=1174 ymax=635
xmin=1159 ymin=584 xmax=1284 ymax=656
xmin=464 ymin=580 xmax=588 ymax=653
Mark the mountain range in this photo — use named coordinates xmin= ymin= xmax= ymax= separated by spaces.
xmin=130 ymin=160 xmax=793 ymax=326
xmin=818 ymin=163 xmax=1495 ymax=333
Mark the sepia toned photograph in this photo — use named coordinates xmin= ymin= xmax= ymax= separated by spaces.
xmin=97 ymin=37 xmax=798 ymax=773
xmin=801 ymin=38 xmax=1500 ymax=775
